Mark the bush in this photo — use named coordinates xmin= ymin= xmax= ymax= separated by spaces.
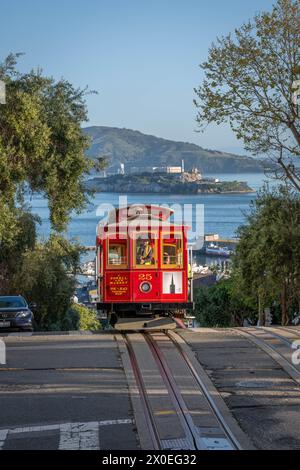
xmin=63 ymin=303 xmax=101 ymax=331
xmin=194 ymin=279 xmax=257 ymax=327
xmin=12 ymin=235 xmax=83 ymax=330
xmin=194 ymin=283 xmax=232 ymax=327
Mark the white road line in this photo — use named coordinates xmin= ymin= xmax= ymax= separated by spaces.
xmin=97 ymin=419 xmax=132 ymax=426
xmin=9 ymin=424 xmax=60 ymax=434
xmin=0 ymin=430 xmax=8 ymax=450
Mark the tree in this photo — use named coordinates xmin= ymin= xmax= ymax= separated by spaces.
xmin=13 ymin=236 xmax=83 ymax=330
xmin=194 ymin=278 xmax=256 ymax=327
xmin=0 ymin=53 xmax=93 ymax=232
xmin=0 ymin=53 xmax=101 ymax=330
xmin=194 ymin=0 xmax=300 ymax=190
xmin=63 ymin=303 xmax=101 ymax=331
xmin=0 ymin=205 xmax=39 ymax=294
xmin=233 ymin=185 xmax=300 ymax=325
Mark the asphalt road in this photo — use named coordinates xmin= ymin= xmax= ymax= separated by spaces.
xmin=0 ymin=333 xmax=138 ymax=450
xmin=180 ymin=328 xmax=300 ymax=450
xmin=1 ymin=328 xmax=300 ymax=450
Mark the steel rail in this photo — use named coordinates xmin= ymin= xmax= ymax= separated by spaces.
xmin=144 ymin=333 xmax=200 ymax=450
xmin=257 ymin=327 xmax=295 ymax=347
xmin=275 ymin=326 xmax=300 ymax=339
xmin=166 ymin=331 xmax=241 ymax=450
xmin=236 ymin=328 xmax=300 ymax=386
xmin=123 ymin=334 xmax=161 ymax=450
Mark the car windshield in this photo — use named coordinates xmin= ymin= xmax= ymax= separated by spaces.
xmin=0 ymin=297 xmax=26 ymax=309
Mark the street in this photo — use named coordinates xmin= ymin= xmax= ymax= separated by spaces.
xmin=0 ymin=333 xmax=138 ymax=450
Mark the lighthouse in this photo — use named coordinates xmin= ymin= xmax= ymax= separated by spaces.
xmin=169 ymin=275 xmax=176 ymax=294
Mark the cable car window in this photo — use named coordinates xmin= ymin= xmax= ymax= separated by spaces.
xmin=134 ymin=234 xmax=157 ymax=268
xmin=162 ymin=234 xmax=183 ymax=268
xmin=107 ymin=239 xmax=128 ymax=268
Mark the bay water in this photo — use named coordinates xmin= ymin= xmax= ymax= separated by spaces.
xmin=27 ymin=173 xmax=272 ymax=247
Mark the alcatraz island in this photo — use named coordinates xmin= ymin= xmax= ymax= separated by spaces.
xmin=85 ymin=162 xmax=255 ymax=195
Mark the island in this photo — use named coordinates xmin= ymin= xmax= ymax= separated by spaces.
xmin=84 ymin=171 xmax=255 ymax=194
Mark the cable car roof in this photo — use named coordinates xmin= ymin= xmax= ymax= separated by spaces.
xmin=97 ymin=218 xmax=188 ymax=233
xmin=96 ymin=205 xmax=191 ymax=240
xmin=107 ymin=205 xmax=174 ymax=224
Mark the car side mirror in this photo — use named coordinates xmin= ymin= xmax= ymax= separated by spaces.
xmin=29 ymin=302 xmax=37 ymax=310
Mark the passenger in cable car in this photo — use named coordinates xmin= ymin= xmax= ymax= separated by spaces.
xmin=108 ymin=245 xmax=122 ymax=265
xmin=163 ymin=251 xmax=171 ymax=264
xmin=136 ymin=239 xmax=154 ymax=265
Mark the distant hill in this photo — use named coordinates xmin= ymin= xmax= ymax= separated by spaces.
xmin=83 ymin=126 xmax=263 ymax=174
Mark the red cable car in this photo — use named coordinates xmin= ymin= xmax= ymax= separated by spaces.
xmin=96 ymin=205 xmax=194 ymax=324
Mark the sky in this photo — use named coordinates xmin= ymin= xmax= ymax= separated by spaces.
xmin=0 ymin=0 xmax=275 ymax=153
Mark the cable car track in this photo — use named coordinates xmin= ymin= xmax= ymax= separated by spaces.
xmin=258 ymin=326 xmax=295 ymax=346
xmin=123 ymin=334 xmax=161 ymax=450
xmin=274 ymin=326 xmax=300 ymax=339
xmin=165 ymin=331 xmax=242 ymax=450
xmin=123 ymin=331 xmax=244 ymax=450
xmin=236 ymin=327 xmax=300 ymax=386
xmin=144 ymin=333 xmax=201 ymax=450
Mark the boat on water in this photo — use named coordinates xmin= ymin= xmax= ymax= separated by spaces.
xmin=80 ymin=260 xmax=96 ymax=277
xmin=192 ymin=263 xmax=211 ymax=274
xmin=205 ymin=243 xmax=232 ymax=257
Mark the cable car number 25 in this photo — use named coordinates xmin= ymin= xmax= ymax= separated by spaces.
xmin=138 ymin=274 xmax=153 ymax=281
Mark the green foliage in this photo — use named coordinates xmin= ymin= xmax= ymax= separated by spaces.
xmin=0 ymin=54 xmax=97 ymax=330
xmin=195 ymin=0 xmax=300 ymax=189
xmin=194 ymin=278 xmax=256 ymax=327
xmin=0 ymin=53 xmax=92 ymax=232
xmin=195 ymin=185 xmax=300 ymax=327
xmin=233 ymin=185 xmax=300 ymax=324
xmin=64 ymin=303 xmax=101 ymax=331
xmin=11 ymin=236 xmax=83 ymax=330
xmin=0 ymin=206 xmax=39 ymax=294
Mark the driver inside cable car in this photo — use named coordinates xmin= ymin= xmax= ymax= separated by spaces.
xmin=136 ymin=239 xmax=154 ymax=265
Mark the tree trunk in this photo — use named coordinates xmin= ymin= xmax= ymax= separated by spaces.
xmin=281 ymin=282 xmax=289 ymax=326
xmin=258 ymin=293 xmax=265 ymax=326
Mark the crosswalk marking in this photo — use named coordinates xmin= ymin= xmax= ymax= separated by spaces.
xmin=0 ymin=419 xmax=133 ymax=450
xmin=59 ymin=422 xmax=100 ymax=450
xmin=0 ymin=430 xmax=8 ymax=450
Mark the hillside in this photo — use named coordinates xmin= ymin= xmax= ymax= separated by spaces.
xmin=83 ymin=126 xmax=263 ymax=174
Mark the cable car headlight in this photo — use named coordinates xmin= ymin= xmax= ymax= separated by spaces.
xmin=140 ymin=281 xmax=152 ymax=293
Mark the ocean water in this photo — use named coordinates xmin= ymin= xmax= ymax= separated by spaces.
xmin=26 ymin=172 xmax=273 ymax=247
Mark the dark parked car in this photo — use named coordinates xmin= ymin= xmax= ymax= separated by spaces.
xmin=0 ymin=296 xmax=35 ymax=332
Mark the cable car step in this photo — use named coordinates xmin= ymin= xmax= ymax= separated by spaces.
xmin=114 ymin=316 xmax=177 ymax=331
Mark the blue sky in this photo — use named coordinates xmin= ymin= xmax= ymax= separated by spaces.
xmin=0 ymin=0 xmax=275 ymax=152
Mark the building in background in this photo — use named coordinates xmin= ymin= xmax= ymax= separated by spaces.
xmin=128 ymin=163 xmax=185 ymax=174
